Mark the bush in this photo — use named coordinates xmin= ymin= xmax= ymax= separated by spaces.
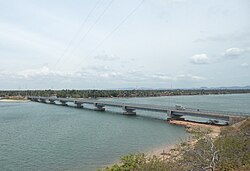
xmin=215 ymin=119 xmax=250 ymax=171
xmin=100 ymin=154 xmax=171 ymax=171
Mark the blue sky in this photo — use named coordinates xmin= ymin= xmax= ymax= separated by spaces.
xmin=0 ymin=0 xmax=250 ymax=89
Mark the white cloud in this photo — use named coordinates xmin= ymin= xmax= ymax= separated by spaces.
xmin=0 ymin=70 xmax=14 ymax=79
xmin=99 ymin=72 xmax=121 ymax=79
xmin=176 ymin=74 xmax=206 ymax=81
xmin=0 ymin=65 xmax=206 ymax=86
xmin=152 ymin=74 xmax=175 ymax=81
xmin=190 ymin=54 xmax=210 ymax=64
xmin=223 ymin=47 xmax=245 ymax=57
xmin=0 ymin=66 xmax=78 ymax=80
xmin=19 ymin=66 xmax=57 ymax=79
xmin=190 ymin=47 xmax=249 ymax=65
xmin=93 ymin=54 xmax=119 ymax=61
xmin=152 ymin=74 xmax=206 ymax=81
xmin=194 ymin=31 xmax=250 ymax=43
xmin=0 ymin=22 xmax=64 ymax=59
xmin=189 ymin=75 xmax=206 ymax=81
xmin=240 ymin=63 xmax=249 ymax=67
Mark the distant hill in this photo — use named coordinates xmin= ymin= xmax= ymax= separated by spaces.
xmin=114 ymin=86 xmax=250 ymax=90
xmin=205 ymin=86 xmax=250 ymax=90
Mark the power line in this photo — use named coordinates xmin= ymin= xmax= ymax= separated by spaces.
xmin=60 ymin=0 xmax=115 ymax=68
xmin=53 ymin=0 xmax=103 ymax=69
xmin=76 ymin=0 xmax=145 ymax=69
xmin=47 ymin=0 xmax=144 ymax=89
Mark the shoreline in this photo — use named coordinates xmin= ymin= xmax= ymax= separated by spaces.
xmin=167 ymin=120 xmax=222 ymax=138
xmin=102 ymin=120 xmax=224 ymax=170
xmin=145 ymin=141 xmax=182 ymax=158
xmin=145 ymin=120 xmax=222 ymax=159
xmin=0 ymin=99 xmax=30 ymax=102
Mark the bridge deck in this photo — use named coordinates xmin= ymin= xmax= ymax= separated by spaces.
xmin=28 ymin=96 xmax=248 ymax=124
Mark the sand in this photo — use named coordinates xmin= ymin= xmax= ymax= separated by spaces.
xmin=0 ymin=99 xmax=30 ymax=102
xmin=168 ymin=120 xmax=221 ymax=138
xmin=144 ymin=120 xmax=223 ymax=160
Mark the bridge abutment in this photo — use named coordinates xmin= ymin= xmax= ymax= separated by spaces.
xmin=229 ymin=116 xmax=246 ymax=125
xmin=167 ymin=110 xmax=183 ymax=120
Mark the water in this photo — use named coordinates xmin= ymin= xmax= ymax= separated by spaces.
xmin=102 ymin=93 xmax=250 ymax=114
xmin=1 ymin=94 xmax=250 ymax=171
xmin=102 ymin=93 xmax=250 ymax=121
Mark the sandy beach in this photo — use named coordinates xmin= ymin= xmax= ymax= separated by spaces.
xmin=168 ymin=120 xmax=222 ymax=138
xmin=0 ymin=99 xmax=30 ymax=102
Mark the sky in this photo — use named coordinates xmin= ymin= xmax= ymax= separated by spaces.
xmin=0 ymin=0 xmax=250 ymax=89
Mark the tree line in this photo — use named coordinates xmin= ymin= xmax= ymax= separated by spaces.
xmin=1 ymin=89 xmax=250 ymax=99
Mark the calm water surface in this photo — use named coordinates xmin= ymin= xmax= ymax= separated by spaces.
xmin=0 ymin=94 xmax=250 ymax=171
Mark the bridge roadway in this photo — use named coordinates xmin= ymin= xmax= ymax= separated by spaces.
xmin=28 ymin=96 xmax=248 ymax=125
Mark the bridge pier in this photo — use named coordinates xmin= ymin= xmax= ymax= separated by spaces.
xmin=60 ymin=101 xmax=68 ymax=106
xmin=167 ymin=110 xmax=172 ymax=118
xmin=75 ymin=101 xmax=84 ymax=108
xmin=171 ymin=114 xmax=183 ymax=120
xmin=122 ymin=106 xmax=136 ymax=115
xmin=40 ymin=99 xmax=47 ymax=103
xmin=49 ymin=100 xmax=55 ymax=104
xmin=94 ymin=103 xmax=105 ymax=111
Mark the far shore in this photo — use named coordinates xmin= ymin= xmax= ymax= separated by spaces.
xmin=0 ymin=99 xmax=30 ymax=102
xmin=96 ymin=92 xmax=250 ymax=100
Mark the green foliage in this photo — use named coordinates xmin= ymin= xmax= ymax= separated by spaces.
xmin=1 ymin=89 xmax=250 ymax=99
xmin=187 ymin=126 xmax=212 ymax=139
xmin=100 ymin=154 xmax=170 ymax=171
xmin=174 ymin=134 xmax=218 ymax=171
xmin=215 ymin=119 xmax=250 ymax=171
xmin=120 ymin=154 xmax=145 ymax=170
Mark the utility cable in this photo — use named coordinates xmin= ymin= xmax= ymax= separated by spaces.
xmin=76 ymin=0 xmax=145 ymax=69
xmin=53 ymin=0 xmax=103 ymax=69
xmin=60 ymin=0 xmax=115 ymax=67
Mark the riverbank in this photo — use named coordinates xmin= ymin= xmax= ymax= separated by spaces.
xmin=168 ymin=120 xmax=222 ymax=137
xmin=101 ymin=118 xmax=250 ymax=171
xmin=0 ymin=99 xmax=30 ymax=102
xmin=145 ymin=120 xmax=222 ymax=159
xmin=100 ymin=120 xmax=224 ymax=170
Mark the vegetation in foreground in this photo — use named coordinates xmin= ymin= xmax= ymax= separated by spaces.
xmin=99 ymin=119 xmax=250 ymax=171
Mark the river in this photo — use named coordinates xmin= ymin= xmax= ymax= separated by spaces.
xmin=0 ymin=93 xmax=250 ymax=171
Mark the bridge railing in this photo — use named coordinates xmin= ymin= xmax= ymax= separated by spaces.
xmin=182 ymin=106 xmax=250 ymax=117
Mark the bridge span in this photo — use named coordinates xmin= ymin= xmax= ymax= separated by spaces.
xmin=27 ymin=96 xmax=248 ymax=125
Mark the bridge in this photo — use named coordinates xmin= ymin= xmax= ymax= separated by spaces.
xmin=27 ymin=96 xmax=248 ymax=125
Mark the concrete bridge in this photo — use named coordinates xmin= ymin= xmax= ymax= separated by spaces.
xmin=27 ymin=96 xmax=249 ymax=125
